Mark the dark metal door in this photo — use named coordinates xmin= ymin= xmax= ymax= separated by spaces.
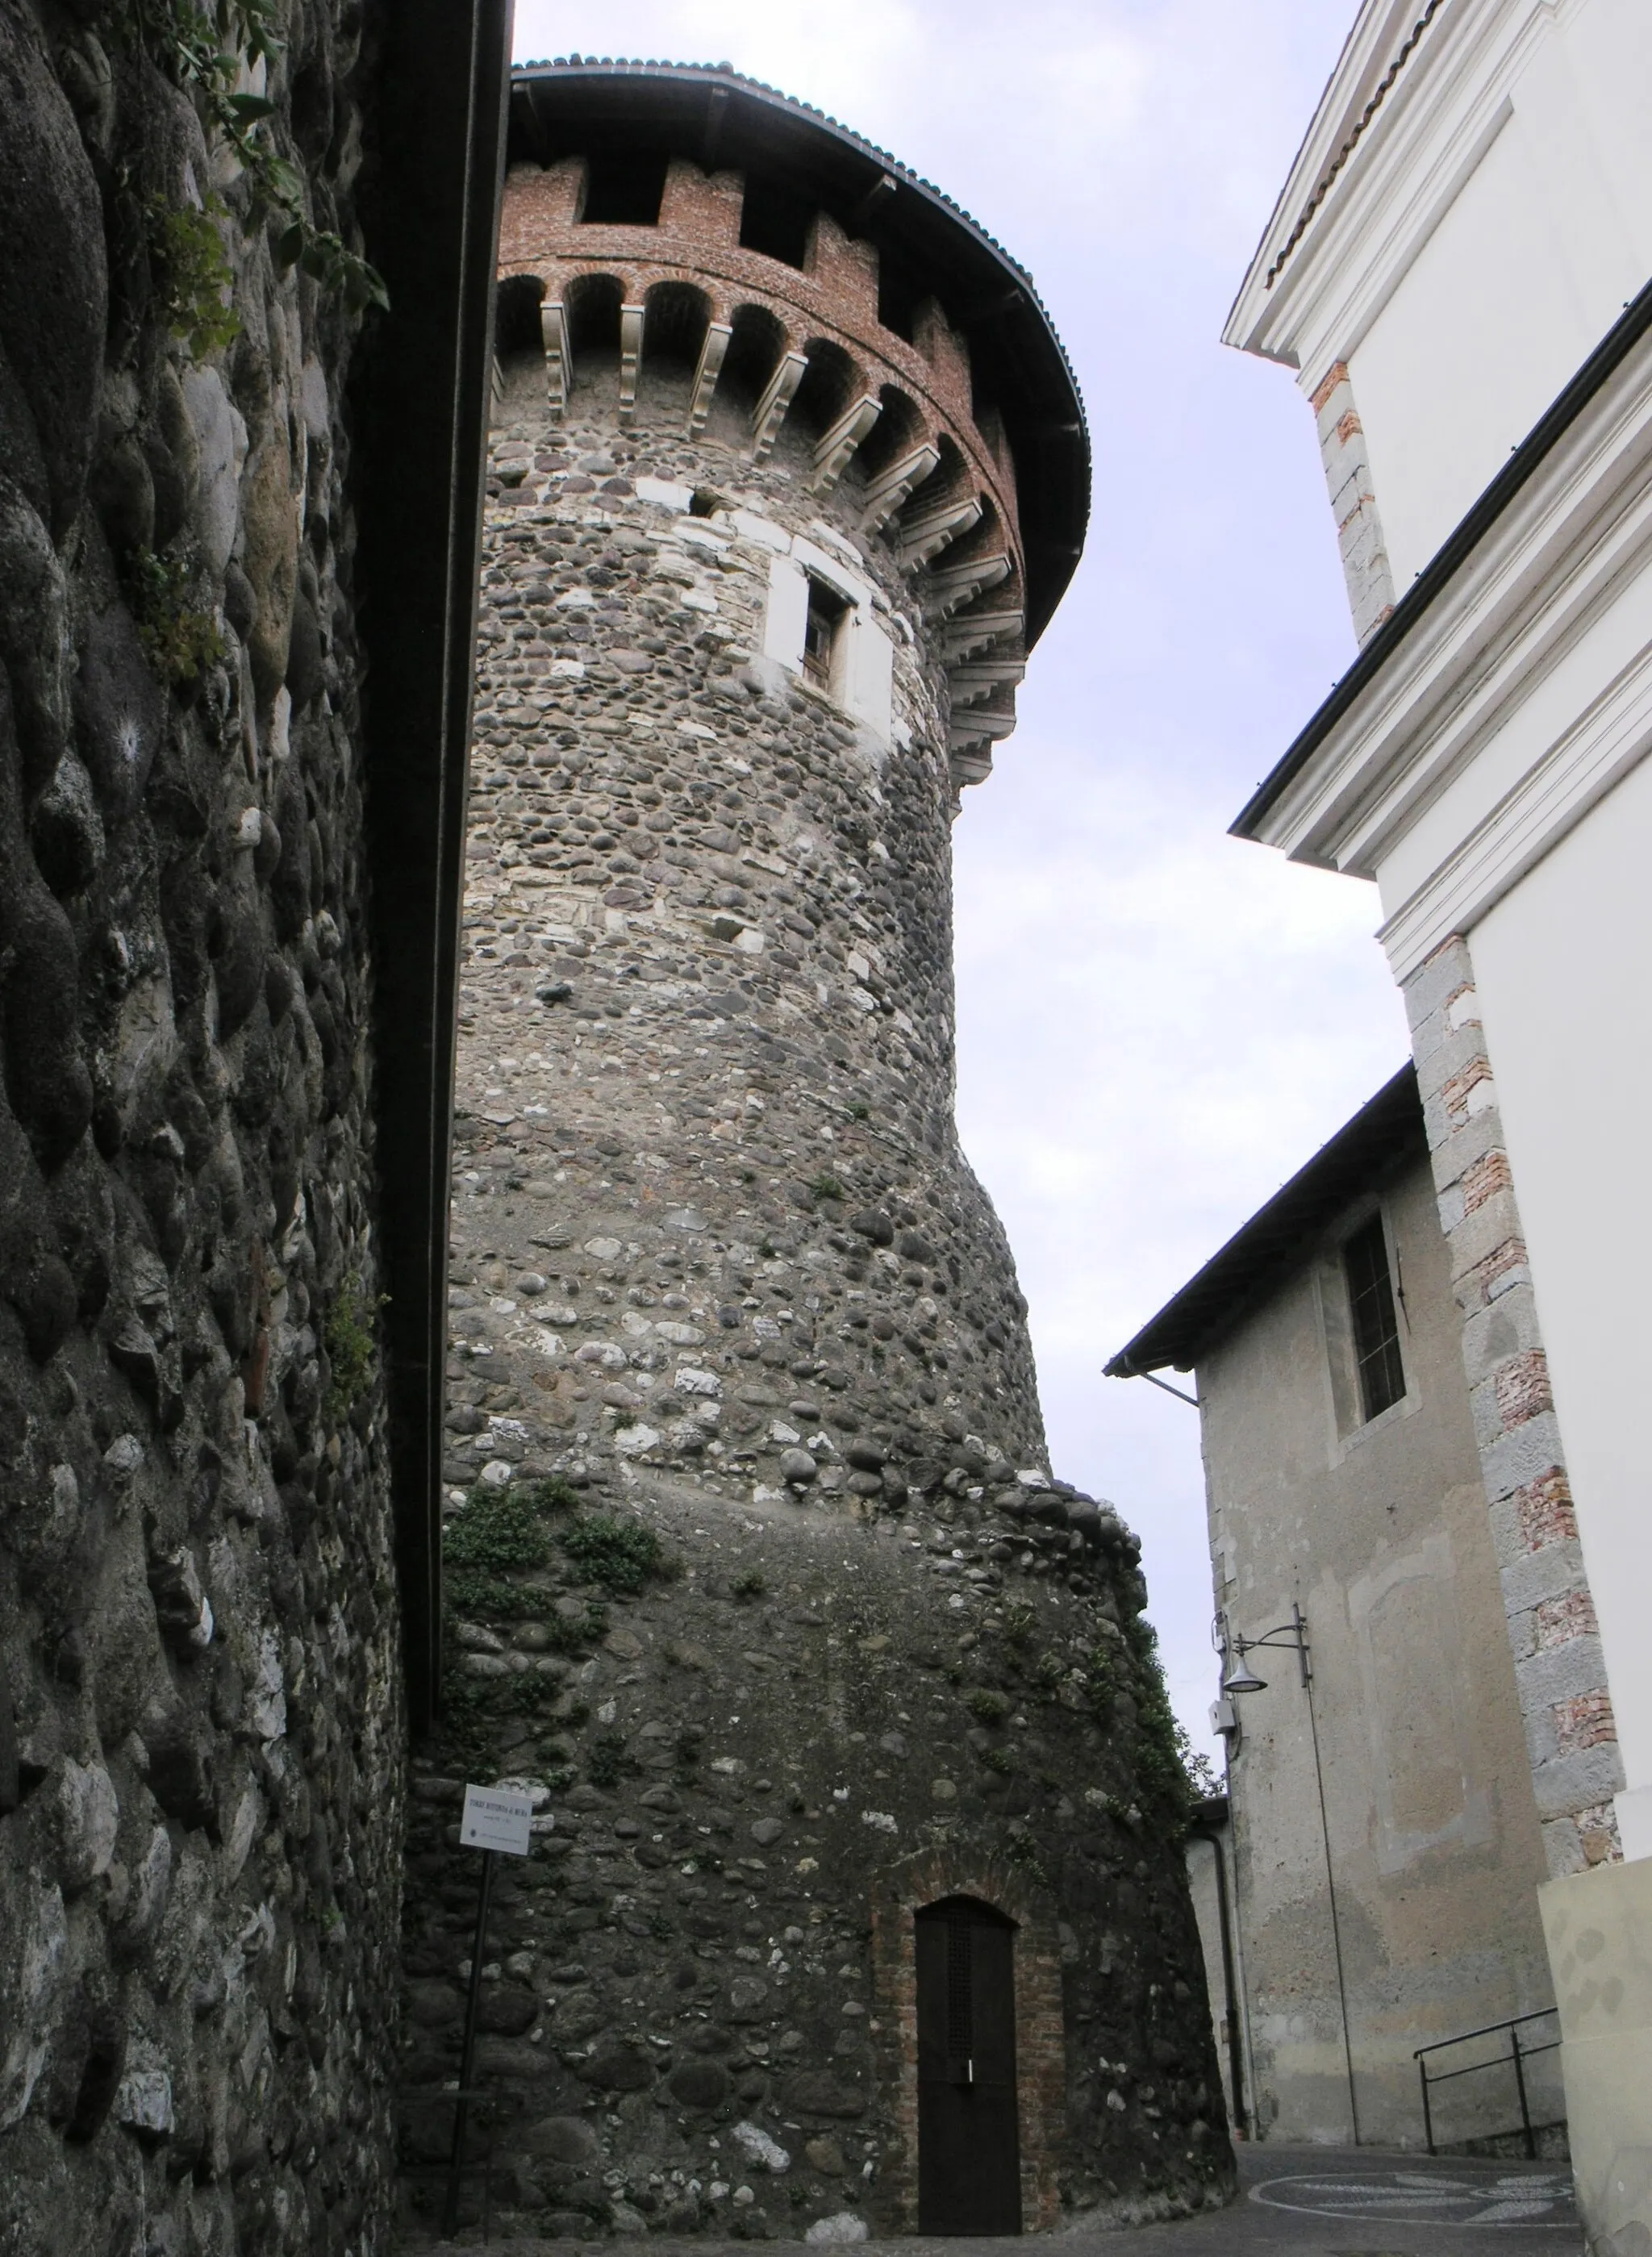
xmin=916 ymin=1898 xmax=1021 ymax=2234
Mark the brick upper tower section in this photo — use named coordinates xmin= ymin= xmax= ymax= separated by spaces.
xmin=496 ymin=59 xmax=1088 ymax=792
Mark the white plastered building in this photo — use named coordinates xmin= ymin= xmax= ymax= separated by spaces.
xmin=1224 ymin=1 xmax=1652 ymax=2245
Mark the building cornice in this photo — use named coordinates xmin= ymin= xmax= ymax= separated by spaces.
xmin=1236 ymin=310 xmax=1652 ymax=979
xmin=1225 ymin=0 xmax=1566 ymax=384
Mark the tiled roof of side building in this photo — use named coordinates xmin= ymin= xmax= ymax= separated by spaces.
xmin=1105 ymin=1065 xmax=1424 ymax=1379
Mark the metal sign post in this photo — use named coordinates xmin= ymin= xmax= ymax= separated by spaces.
xmin=443 ymin=1784 xmax=536 ymax=2236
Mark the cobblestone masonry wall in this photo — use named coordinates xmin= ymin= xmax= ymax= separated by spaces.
xmin=398 ymin=255 xmax=1233 ymax=2237
xmin=0 ymin=7 xmax=403 ymax=2253
xmin=1405 ymin=937 xmax=1623 ymax=1875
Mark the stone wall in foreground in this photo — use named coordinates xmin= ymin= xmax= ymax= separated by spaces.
xmin=0 ymin=7 xmax=402 ymax=2251
xmin=397 ymin=343 xmax=1232 ymax=2238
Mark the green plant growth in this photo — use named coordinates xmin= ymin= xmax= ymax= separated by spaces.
xmin=1028 ymin=1649 xmax=1066 ymax=1700
xmin=128 ymin=546 xmax=225 ymax=683
xmin=807 ymin=1173 xmax=846 ymax=1204
xmin=1126 ymin=1617 xmax=1195 ymax=1824
xmin=444 ymin=1478 xmax=575 ymax=1577
xmin=731 ymin=1568 xmax=766 ymax=1601
xmin=586 ymin=1727 xmax=636 ymax=1790
xmin=999 ymin=1601 xmax=1036 ymax=1648
xmin=1179 ymin=1727 xmax=1222 ymax=1801
xmin=559 ymin=1512 xmax=670 ymax=1596
xmin=146 ymin=194 xmax=241 ymax=354
xmin=1003 ymin=1826 xmax=1049 ymax=1889
xmin=322 ymin=1272 xmax=384 ymax=1424
xmin=115 ymin=0 xmax=388 ymax=314
xmin=1083 ymin=1638 xmax=1121 ymax=1726
xmin=965 ymin=1688 xmax=1011 ymax=1725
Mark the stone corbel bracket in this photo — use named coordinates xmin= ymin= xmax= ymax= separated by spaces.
xmin=751 ymin=350 xmax=808 ymax=461
xmin=940 ymin=605 xmax=1023 ymax=662
xmin=809 ymin=394 xmax=883 ymax=494
xmin=924 ymin=550 xmax=1011 ymax=619
xmin=899 ymin=493 xmax=983 ymax=573
xmin=617 ymin=302 xmax=645 ymax=423
xmin=687 ymin=320 xmax=732 ymax=436
xmin=540 ymin=298 xmax=570 ymax=415
xmin=861 ymin=442 xmax=941 ymax=533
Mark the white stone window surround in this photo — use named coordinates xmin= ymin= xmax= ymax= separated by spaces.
xmin=761 ymin=544 xmax=895 ymax=742
xmin=633 ymin=476 xmax=895 ymax=741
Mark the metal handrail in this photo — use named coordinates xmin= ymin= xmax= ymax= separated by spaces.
xmin=1414 ymin=2007 xmax=1562 ymax=2159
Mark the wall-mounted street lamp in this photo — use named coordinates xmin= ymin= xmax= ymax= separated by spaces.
xmin=1221 ymin=1601 xmax=1312 ymax=1696
xmin=1217 ymin=1600 xmax=1362 ymax=2146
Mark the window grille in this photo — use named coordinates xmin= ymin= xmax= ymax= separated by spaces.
xmin=1344 ymin=1213 xmax=1405 ymax=1421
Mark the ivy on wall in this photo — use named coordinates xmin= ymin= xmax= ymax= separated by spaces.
xmin=111 ymin=0 xmax=388 ymax=311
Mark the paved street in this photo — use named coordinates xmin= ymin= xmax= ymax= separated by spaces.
xmin=415 ymin=2142 xmax=1582 ymax=2255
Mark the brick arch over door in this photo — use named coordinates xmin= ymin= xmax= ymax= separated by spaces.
xmin=869 ymin=1851 xmax=1064 ymax=2232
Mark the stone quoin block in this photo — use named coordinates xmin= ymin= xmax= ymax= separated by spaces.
xmin=395 ymin=59 xmax=1231 ymax=2247
xmin=1403 ymin=939 xmax=1621 ymax=1878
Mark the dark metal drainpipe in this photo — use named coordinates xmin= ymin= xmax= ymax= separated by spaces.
xmin=1187 ymin=1823 xmax=1248 ymax=2140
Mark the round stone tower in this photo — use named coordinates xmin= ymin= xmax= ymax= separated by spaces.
xmin=398 ymin=61 xmax=1232 ymax=2243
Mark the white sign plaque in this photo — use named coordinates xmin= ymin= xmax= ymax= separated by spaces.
xmin=459 ymin=1783 xmax=533 ymax=1857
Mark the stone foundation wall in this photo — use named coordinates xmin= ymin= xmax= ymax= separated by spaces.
xmin=0 ymin=7 xmax=403 ymax=2251
xmin=396 ymin=330 xmax=1232 ymax=2236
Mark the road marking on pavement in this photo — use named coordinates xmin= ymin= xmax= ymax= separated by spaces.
xmin=1251 ymin=2168 xmax=1577 ymax=2229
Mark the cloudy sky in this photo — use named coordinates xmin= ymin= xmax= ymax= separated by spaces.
xmin=509 ymin=0 xmax=1414 ymax=1757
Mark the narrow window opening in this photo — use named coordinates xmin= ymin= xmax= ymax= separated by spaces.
xmin=579 ymin=151 xmax=667 ymax=227
xmin=803 ymin=578 xmax=849 ymax=692
xmin=739 ymin=174 xmax=815 ymax=269
xmin=877 ymin=252 xmax=920 ymax=344
xmin=1344 ymin=1214 xmax=1405 ymax=1422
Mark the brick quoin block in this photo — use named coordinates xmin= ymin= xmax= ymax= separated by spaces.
xmin=1311 ymin=359 xmax=1350 ymax=415
xmin=1470 ymin=1237 xmax=1529 ymax=1304
xmin=1554 ymin=1691 xmax=1619 ymax=1756
xmin=1496 ymin=1350 xmax=1554 ymax=1429
xmin=1441 ymin=1055 xmax=1496 ymax=1124
xmin=1516 ymin=1468 xmax=1579 ymax=1551
xmin=1462 ymin=1148 xmax=1512 ymax=1216
xmin=1535 ymin=1587 xmax=1599 ymax=1650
